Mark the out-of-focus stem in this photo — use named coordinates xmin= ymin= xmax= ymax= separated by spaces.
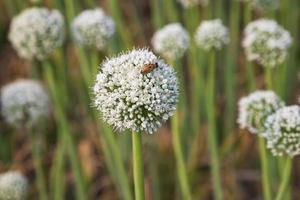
xmin=275 ymin=158 xmax=292 ymax=200
xmin=206 ymin=50 xmax=223 ymax=200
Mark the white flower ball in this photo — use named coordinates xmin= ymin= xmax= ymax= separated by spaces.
xmin=8 ymin=7 xmax=65 ymax=60
xmin=194 ymin=19 xmax=229 ymax=51
xmin=237 ymin=90 xmax=284 ymax=135
xmin=253 ymin=0 xmax=279 ymax=10
xmin=264 ymin=106 xmax=300 ymax=157
xmin=93 ymin=49 xmax=179 ymax=134
xmin=242 ymin=19 xmax=292 ymax=67
xmin=71 ymin=8 xmax=115 ymax=50
xmin=152 ymin=23 xmax=190 ymax=60
xmin=0 ymin=171 xmax=28 ymax=200
xmin=1 ymin=79 xmax=50 ymax=127
xmin=177 ymin=0 xmax=207 ymax=8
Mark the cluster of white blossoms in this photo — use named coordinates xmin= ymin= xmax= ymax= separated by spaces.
xmin=8 ymin=7 xmax=65 ymax=60
xmin=243 ymin=19 xmax=292 ymax=67
xmin=1 ymin=79 xmax=50 ymax=127
xmin=252 ymin=0 xmax=279 ymax=10
xmin=264 ymin=106 xmax=300 ymax=157
xmin=0 ymin=171 xmax=28 ymax=200
xmin=71 ymin=8 xmax=115 ymax=50
xmin=194 ymin=19 xmax=229 ymax=51
xmin=152 ymin=23 xmax=190 ymax=60
xmin=93 ymin=49 xmax=179 ymax=134
xmin=237 ymin=90 xmax=284 ymax=135
xmin=177 ymin=0 xmax=207 ymax=8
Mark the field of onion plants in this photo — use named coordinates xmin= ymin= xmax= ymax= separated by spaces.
xmin=0 ymin=0 xmax=299 ymax=199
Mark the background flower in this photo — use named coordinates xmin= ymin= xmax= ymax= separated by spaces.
xmin=237 ymin=90 xmax=284 ymax=135
xmin=0 ymin=171 xmax=28 ymax=200
xmin=194 ymin=19 xmax=229 ymax=51
xmin=1 ymin=79 xmax=50 ymax=127
xmin=242 ymin=19 xmax=292 ymax=67
xmin=264 ymin=105 xmax=300 ymax=157
xmin=177 ymin=0 xmax=207 ymax=8
xmin=152 ymin=23 xmax=190 ymax=60
xmin=93 ymin=49 xmax=179 ymax=134
xmin=8 ymin=7 xmax=65 ymax=60
xmin=71 ymin=8 xmax=115 ymax=50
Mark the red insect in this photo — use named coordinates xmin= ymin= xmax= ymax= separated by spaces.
xmin=141 ymin=63 xmax=158 ymax=74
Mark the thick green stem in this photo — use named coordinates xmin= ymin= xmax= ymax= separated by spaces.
xmin=258 ymin=138 xmax=272 ymax=200
xmin=206 ymin=51 xmax=223 ymax=200
xmin=171 ymin=111 xmax=192 ymax=200
xmin=28 ymin=128 xmax=48 ymax=200
xmin=132 ymin=132 xmax=145 ymax=200
xmin=265 ymin=67 xmax=273 ymax=90
xmin=275 ymin=158 xmax=292 ymax=200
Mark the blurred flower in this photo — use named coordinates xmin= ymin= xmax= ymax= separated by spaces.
xmin=194 ymin=19 xmax=229 ymax=51
xmin=0 ymin=171 xmax=28 ymax=200
xmin=8 ymin=7 xmax=65 ymax=60
xmin=152 ymin=23 xmax=190 ymax=60
xmin=71 ymin=8 xmax=115 ymax=50
xmin=177 ymin=0 xmax=207 ymax=8
xmin=1 ymin=79 xmax=50 ymax=127
xmin=237 ymin=90 xmax=284 ymax=135
xmin=264 ymin=105 xmax=300 ymax=157
xmin=252 ymin=0 xmax=279 ymax=10
xmin=93 ymin=49 xmax=179 ymax=134
xmin=242 ymin=19 xmax=292 ymax=67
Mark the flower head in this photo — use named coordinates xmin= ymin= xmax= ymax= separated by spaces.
xmin=177 ymin=0 xmax=207 ymax=8
xmin=264 ymin=106 xmax=300 ymax=157
xmin=242 ymin=19 xmax=292 ymax=67
xmin=93 ymin=49 xmax=179 ymax=134
xmin=152 ymin=23 xmax=190 ymax=60
xmin=194 ymin=19 xmax=229 ymax=51
xmin=8 ymin=7 xmax=65 ymax=60
xmin=71 ymin=8 xmax=115 ymax=50
xmin=237 ymin=90 xmax=284 ymax=135
xmin=1 ymin=79 xmax=50 ymax=127
xmin=252 ymin=0 xmax=279 ymax=10
xmin=0 ymin=171 xmax=28 ymax=200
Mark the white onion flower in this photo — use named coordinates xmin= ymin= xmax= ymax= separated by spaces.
xmin=177 ymin=0 xmax=207 ymax=8
xmin=8 ymin=7 xmax=65 ymax=60
xmin=152 ymin=23 xmax=190 ymax=60
xmin=1 ymin=79 xmax=50 ymax=127
xmin=93 ymin=49 xmax=179 ymax=134
xmin=264 ymin=106 xmax=300 ymax=157
xmin=237 ymin=90 xmax=284 ymax=135
xmin=194 ymin=19 xmax=229 ymax=51
xmin=252 ymin=0 xmax=279 ymax=10
xmin=71 ymin=8 xmax=115 ymax=50
xmin=0 ymin=171 xmax=28 ymax=200
xmin=242 ymin=19 xmax=292 ymax=67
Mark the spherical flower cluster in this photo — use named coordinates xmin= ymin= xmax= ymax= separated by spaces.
xmin=237 ymin=90 xmax=284 ymax=135
xmin=0 ymin=171 xmax=28 ymax=200
xmin=177 ymin=0 xmax=207 ymax=8
xmin=8 ymin=7 xmax=65 ymax=60
xmin=71 ymin=8 xmax=115 ymax=50
xmin=264 ymin=106 xmax=300 ymax=157
xmin=152 ymin=23 xmax=190 ymax=60
xmin=242 ymin=19 xmax=292 ymax=67
xmin=93 ymin=49 xmax=179 ymax=134
xmin=1 ymin=79 xmax=50 ymax=127
xmin=252 ymin=0 xmax=279 ymax=10
xmin=194 ymin=19 xmax=229 ymax=51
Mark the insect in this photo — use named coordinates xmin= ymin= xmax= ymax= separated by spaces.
xmin=141 ymin=63 xmax=158 ymax=74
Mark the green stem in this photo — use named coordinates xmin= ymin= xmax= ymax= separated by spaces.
xmin=28 ymin=127 xmax=48 ymax=200
xmin=43 ymin=61 xmax=87 ymax=200
xmin=265 ymin=67 xmax=273 ymax=90
xmin=258 ymin=138 xmax=272 ymax=200
xmin=206 ymin=51 xmax=223 ymax=200
xmin=171 ymin=111 xmax=192 ymax=200
xmin=132 ymin=132 xmax=145 ymax=200
xmin=275 ymin=158 xmax=292 ymax=200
